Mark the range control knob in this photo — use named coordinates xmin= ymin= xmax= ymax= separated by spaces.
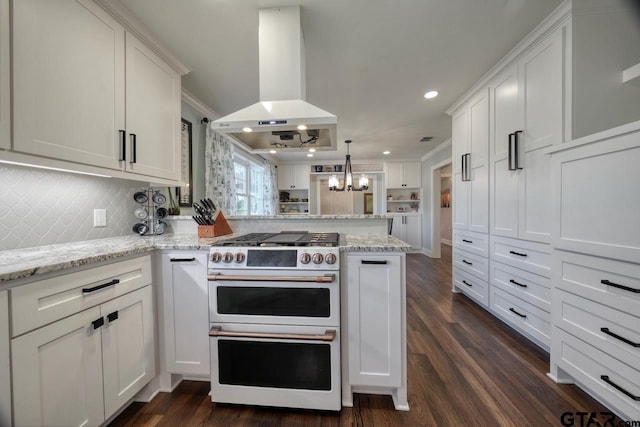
xmin=300 ymin=253 xmax=311 ymax=264
xmin=223 ymin=252 xmax=234 ymax=263
xmin=312 ymin=253 xmax=324 ymax=264
xmin=210 ymin=252 xmax=222 ymax=263
xmin=325 ymin=253 xmax=337 ymax=265
xmin=235 ymin=252 xmax=245 ymax=263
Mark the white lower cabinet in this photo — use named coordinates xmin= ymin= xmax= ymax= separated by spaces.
xmin=0 ymin=291 xmax=11 ymax=427
xmin=391 ymin=213 xmax=422 ymax=250
xmin=343 ymin=253 xmax=408 ymax=411
xmin=160 ymin=252 xmax=210 ymax=377
xmin=10 ymin=257 xmax=155 ymax=427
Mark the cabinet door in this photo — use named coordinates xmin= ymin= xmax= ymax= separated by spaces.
xmin=468 ymin=91 xmax=489 ymax=234
xmin=490 ymin=66 xmax=520 ymax=238
xmin=347 ymin=255 xmax=402 ymax=387
xmin=12 ymin=306 xmax=104 ymax=427
xmin=161 ymin=253 xmax=210 ymax=376
xmin=385 ymin=163 xmax=404 ymax=189
xmin=125 ymin=33 xmax=181 ymax=181
xmin=277 ymin=164 xmax=293 ymax=189
xmin=403 ymin=162 xmax=422 ymax=188
xmin=291 ymin=164 xmax=310 ymax=189
xmin=452 ymin=108 xmax=469 ymax=230
xmin=12 ymin=0 xmax=125 ymax=169
xmin=390 ymin=215 xmax=404 ymax=242
xmin=0 ymin=0 xmax=8 ymax=150
xmin=101 ymin=286 xmax=155 ymax=419
xmin=0 ymin=291 xmax=10 ymax=427
xmin=405 ymin=214 xmax=422 ymax=250
xmin=518 ymin=28 xmax=563 ymax=244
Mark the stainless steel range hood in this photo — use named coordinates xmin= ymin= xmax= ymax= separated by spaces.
xmin=212 ymin=6 xmax=337 ymax=154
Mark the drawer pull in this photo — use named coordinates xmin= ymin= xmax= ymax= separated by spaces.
xmin=509 ymin=251 xmax=527 ymax=257
xmin=361 ymin=260 xmax=388 ymax=265
xmin=92 ymin=317 xmax=104 ymax=330
xmin=601 ymin=279 xmax=640 ymax=294
xmin=509 ymin=307 xmax=527 ymax=319
xmin=462 ymin=239 xmax=473 ymax=244
xmin=509 ymin=279 xmax=527 ymax=288
xmin=83 ymin=279 xmax=120 ymax=294
xmin=462 ymin=280 xmax=472 ymax=287
xmin=107 ymin=311 xmax=119 ymax=323
xmin=462 ymin=260 xmax=473 ymax=265
xmin=600 ymin=375 xmax=640 ymax=401
xmin=600 ymin=327 xmax=640 ymax=348
xmin=170 ymin=257 xmax=196 ymax=262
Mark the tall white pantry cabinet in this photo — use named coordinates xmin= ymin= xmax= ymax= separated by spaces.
xmin=448 ymin=4 xmax=570 ymax=349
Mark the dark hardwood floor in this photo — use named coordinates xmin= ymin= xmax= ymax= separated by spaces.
xmin=110 ymin=245 xmax=618 ymax=427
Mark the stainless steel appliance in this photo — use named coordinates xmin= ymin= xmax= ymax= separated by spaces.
xmin=208 ymin=232 xmax=341 ymax=411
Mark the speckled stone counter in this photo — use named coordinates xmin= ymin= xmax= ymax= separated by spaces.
xmin=0 ymin=232 xmax=409 ymax=286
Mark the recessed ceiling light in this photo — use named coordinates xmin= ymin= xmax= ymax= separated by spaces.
xmin=269 ymin=149 xmax=277 ymax=154
xmin=383 ymin=151 xmax=391 ymax=155
xmin=297 ymin=124 xmax=308 ymax=131
xmin=308 ymin=148 xmax=316 ymax=153
xmin=307 ymin=153 xmax=314 ymax=157
xmin=242 ymin=127 xmax=253 ymax=132
xmin=424 ymin=90 xmax=438 ymax=99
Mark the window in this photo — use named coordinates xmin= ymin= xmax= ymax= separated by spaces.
xmin=234 ymin=154 xmax=266 ymax=216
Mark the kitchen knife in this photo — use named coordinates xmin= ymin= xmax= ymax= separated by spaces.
xmin=206 ymin=198 xmax=217 ymax=212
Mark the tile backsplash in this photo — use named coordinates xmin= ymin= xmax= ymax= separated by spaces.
xmin=0 ymin=164 xmax=143 ymax=250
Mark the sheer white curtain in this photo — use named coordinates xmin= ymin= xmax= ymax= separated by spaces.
xmin=204 ymin=127 xmax=237 ymax=215
xmin=261 ymin=158 xmax=278 ymax=215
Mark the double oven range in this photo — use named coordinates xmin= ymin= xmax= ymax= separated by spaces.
xmin=207 ymin=231 xmax=341 ymax=410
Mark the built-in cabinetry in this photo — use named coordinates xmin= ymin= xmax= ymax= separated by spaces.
xmin=160 ymin=251 xmax=210 ymax=377
xmin=0 ymin=0 xmax=9 ymax=150
xmin=390 ymin=214 xmax=421 ymax=250
xmin=385 ymin=162 xmax=421 ymax=188
xmin=342 ymin=252 xmax=408 ymax=411
xmin=10 ymin=256 xmax=155 ymax=426
xmin=548 ymin=121 xmax=640 ymax=421
xmin=6 ymin=0 xmax=182 ymax=182
xmin=278 ymin=164 xmax=310 ymax=214
xmin=0 ymin=290 xmax=10 ymax=427
xmin=448 ymin=5 xmax=570 ymax=352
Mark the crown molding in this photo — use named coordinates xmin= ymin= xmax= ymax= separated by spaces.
xmin=182 ymin=89 xmax=220 ymax=121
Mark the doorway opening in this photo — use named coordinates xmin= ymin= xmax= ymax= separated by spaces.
xmin=430 ymin=161 xmax=452 ymax=259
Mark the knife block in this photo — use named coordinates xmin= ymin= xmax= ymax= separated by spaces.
xmin=197 ymin=211 xmax=233 ymax=238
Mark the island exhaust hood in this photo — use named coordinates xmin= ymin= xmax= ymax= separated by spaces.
xmin=212 ymin=6 xmax=337 ymax=154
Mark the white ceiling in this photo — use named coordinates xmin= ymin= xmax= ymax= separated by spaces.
xmin=116 ymin=0 xmax=563 ymax=162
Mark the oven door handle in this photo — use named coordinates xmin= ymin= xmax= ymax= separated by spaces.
xmin=208 ymin=273 xmax=336 ymax=283
xmin=209 ymin=326 xmax=337 ymax=342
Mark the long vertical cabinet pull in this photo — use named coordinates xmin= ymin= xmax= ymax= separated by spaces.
xmin=119 ymin=130 xmax=126 ymax=161
xmin=461 ymin=153 xmax=471 ymax=182
xmin=129 ymin=134 xmax=137 ymax=164
xmin=508 ymin=133 xmax=516 ymax=170
xmin=514 ymin=131 xmax=523 ymax=170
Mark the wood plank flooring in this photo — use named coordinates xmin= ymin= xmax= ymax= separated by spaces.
xmin=110 ymin=247 xmax=620 ymax=426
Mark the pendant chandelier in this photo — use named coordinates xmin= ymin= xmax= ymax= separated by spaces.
xmin=328 ymin=140 xmax=369 ymax=192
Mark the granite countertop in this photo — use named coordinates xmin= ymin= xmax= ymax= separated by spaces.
xmin=0 ymin=233 xmax=409 ymax=284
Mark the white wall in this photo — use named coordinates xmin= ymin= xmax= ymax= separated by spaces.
xmin=572 ymin=0 xmax=640 ymax=138
xmin=0 ymin=164 xmax=141 ymax=250
xmin=440 ymin=176 xmax=452 ymax=243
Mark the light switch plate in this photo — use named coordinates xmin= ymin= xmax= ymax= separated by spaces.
xmin=93 ymin=209 xmax=107 ymax=227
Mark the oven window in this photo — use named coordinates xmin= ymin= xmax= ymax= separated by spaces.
xmin=217 ymin=287 xmax=330 ymax=317
xmin=218 ymin=340 xmax=331 ymax=390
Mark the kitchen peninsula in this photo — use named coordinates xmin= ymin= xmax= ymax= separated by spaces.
xmin=0 ymin=228 xmax=409 ymax=425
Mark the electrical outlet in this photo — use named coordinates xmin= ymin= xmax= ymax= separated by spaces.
xmin=93 ymin=209 xmax=107 ymax=227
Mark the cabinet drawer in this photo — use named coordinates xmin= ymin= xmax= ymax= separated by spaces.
xmin=453 ymin=248 xmax=488 ymax=281
xmin=490 ymin=236 xmax=550 ymax=277
xmin=453 ymin=230 xmax=489 ymax=258
xmin=490 ymin=260 xmax=550 ymax=312
xmin=554 ymin=289 xmax=640 ymax=370
xmin=554 ymin=250 xmax=640 ymax=317
xmin=553 ymin=329 xmax=640 ymax=420
xmin=453 ymin=267 xmax=488 ymax=307
xmin=11 ymin=256 xmax=152 ymax=337
xmin=490 ymin=286 xmax=550 ymax=349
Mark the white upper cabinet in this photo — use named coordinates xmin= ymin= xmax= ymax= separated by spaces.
xmin=490 ymin=26 xmax=565 ymax=244
xmin=11 ymin=0 xmax=181 ymax=181
xmin=125 ymin=34 xmax=181 ymax=181
xmin=385 ymin=162 xmax=421 ymax=188
xmin=277 ymin=164 xmax=309 ymax=190
xmin=452 ymin=89 xmax=489 ymax=234
xmin=0 ymin=0 xmax=9 ymax=150
xmin=12 ymin=0 xmax=125 ymax=169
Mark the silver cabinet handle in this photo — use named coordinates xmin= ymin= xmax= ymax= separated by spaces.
xmin=208 ymin=273 xmax=335 ymax=283
xmin=209 ymin=326 xmax=336 ymax=342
